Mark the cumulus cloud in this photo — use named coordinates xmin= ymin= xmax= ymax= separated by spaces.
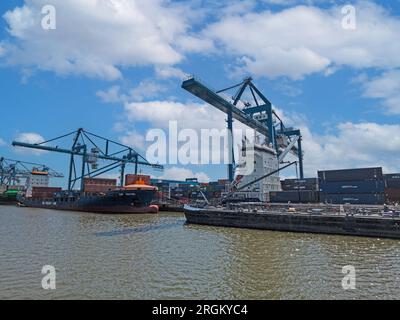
xmin=288 ymin=121 xmax=400 ymax=176
xmin=123 ymin=100 xmax=226 ymax=131
xmin=362 ymin=70 xmax=400 ymax=115
xmin=203 ymin=1 xmax=400 ymax=79
xmin=155 ymin=166 xmax=210 ymax=182
xmin=96 ymin=86 xmax=122 ymax=104
xmin=14 ymin=132 xmax=46 ymax=155
xmin=119 ymin=130 xmax=146 ymax=150
xmin=2 ymin=0 xmax=192 ymax=80
xmin=155 ymin=65 xmax=187 ymax=79
xmin=97 ymin=79 xmax=168 ymax=105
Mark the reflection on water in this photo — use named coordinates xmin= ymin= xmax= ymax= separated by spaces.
xmin=1 ymin=205 xmax=400 ymax=300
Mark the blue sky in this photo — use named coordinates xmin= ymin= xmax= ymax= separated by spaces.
xmin=0 ymin=0 xmax=400 ymax=185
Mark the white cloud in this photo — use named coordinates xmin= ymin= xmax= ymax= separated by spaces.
xmin=0 ymin=138 xmax=6 ymax=146
xmin=362 ymin=70 xmax=400 ymax=115
xmin=14 ymin=132 xmax=46 ymax=155
xmin=2 ymin=0 xmax=192 ymax=80
xmin=268 ymin=108 xmax=400 ymax=176
xmin=299 ymin=122 xmax=400 ymax=176
xmin=155 ymin=166 xmax=210 ymax=182
xmin=118 ymin=97 xmax=400 ymax=176
xmin=129 ymin=79 xmax=167 ymax=101
xmin=155 ymin=65 xmax=187 ymax=79
xmin=203 ymin=1 xmax=400 ymax=79
xmin=96 ymin=86 xmax=122 ymax=104
xmin=97 ymin=79 xmax=168 ymax=104
xmin=123 ymin=100 xmax=226 ymax=131
xmin=119 ymin=130 xmax=146 ymax=150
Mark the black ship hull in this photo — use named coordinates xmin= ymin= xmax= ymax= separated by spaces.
xmin=20 ymin=189 xmax=159 ymax=214
xmin=184 ymin=206 xmax=400 ymax=239
xmin=0 ymin=195 xmax=18 ymax=205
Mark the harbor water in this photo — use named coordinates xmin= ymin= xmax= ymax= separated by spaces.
xmin=1 ymin=205 xmax=400 ymax=300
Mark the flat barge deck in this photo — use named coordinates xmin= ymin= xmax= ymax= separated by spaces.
xmin=184 ymin=204 xmax=400 ymax=239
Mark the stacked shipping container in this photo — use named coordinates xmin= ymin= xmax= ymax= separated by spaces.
xmin=384 ymin=174 xmax=400 ymax=204
xmin=31 ymin=187 xmax=62 ymax=199
xmin=83 ymin=178 xmax=117 ymax=193
xmin=270 ymin=178 xmax=319 ymax=203
xmin=319 ymin=167 xmax=385 ymax=205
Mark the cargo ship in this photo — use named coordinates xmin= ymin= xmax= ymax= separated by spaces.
xmin=18 ymin=182 xmax=159 ymax=214
xmin=184 ymin=204 xmax=400 ymax=239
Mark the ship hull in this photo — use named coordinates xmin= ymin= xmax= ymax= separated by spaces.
xmin=0 ymin=195 xmax=18 ymax=205
xmin=20 ymin=189 xmax=159 ymax=214
xmin=184 ymin=206 xmax=400 ymax=239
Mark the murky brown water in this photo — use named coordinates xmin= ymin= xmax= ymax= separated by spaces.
xmin=1 ymin=205 xmax=400 ymax=299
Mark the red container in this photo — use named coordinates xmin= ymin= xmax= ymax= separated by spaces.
xmin=31 ymin=187 xmax=62 ymax=199
xmin=83 ymin=178 xmax=117 ymax=186
xmin=385 ymin=188 xmax=400 ymax=203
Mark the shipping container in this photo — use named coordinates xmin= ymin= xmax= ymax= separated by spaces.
xmin=269 ymin=191 xmax=319 ymax=203
xmin=384 ymin=174 xmax=400 ymax=180
xmin=385 ymin=188 xmax=400 ymax=203
xmin=84 ymin=185 xmax=116 ymax=193
xmin=282 ymin=184 xmax=318 ymax=191
xmin=318 ymin=167 xmax=383 ymax=182
xmin=320 ymin=193 xmax=385 ymax=205
xmin=385 ymin=179 xmax=400 ymax=189
xmin=7 ymin=185 xmax=25 ymax=191
xmin=319 ymin=180 xmax=385 ymax=194
xmin=84 ymin=178 xmax=117 ymax=186
xmin=281 ymin=178 xmax=318 ymax=185
xmin=281 ymin=178 xmax=318 ymax=191
xmin=31 ymin=187 xmax=62 ymax=199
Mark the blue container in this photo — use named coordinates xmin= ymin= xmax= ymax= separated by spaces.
xmin=281 ymin=179 xmax=319 ymax=191
xmin=320 ymin=193 xmax=385 ymax=205
xmin=385 ymin=179 xmax=400 ymax=189
xmin=319 ymin=180 xmax=384 ymax=194
xmin=318 ymin=167 xmax=383 ymax=182
xmin=270 ymin=191 xmax=319 ymax=203
xmin=384 ymin=174 xmax=400 ymax=180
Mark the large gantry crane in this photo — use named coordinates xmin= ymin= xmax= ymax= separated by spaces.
xmin=182 ymin=76 xmax=304 ymax=181
xmin=12 ymin=128 xmax=163 ymax=192
xmin=0 ymin=157 xmax=64 ymax=187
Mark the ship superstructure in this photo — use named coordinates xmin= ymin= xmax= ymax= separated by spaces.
xmin=234 ymin=140 xmax=281 ymax=202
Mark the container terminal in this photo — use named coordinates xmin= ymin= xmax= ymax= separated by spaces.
xmin=1 ymin=76 xmax=399 ymax=236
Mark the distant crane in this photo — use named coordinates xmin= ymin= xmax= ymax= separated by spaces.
xmin=0 ymin=157 xmax=64 ymax=187
xmin=182 ymin=76 xmax=304 ymax=181
xmin=12 ymin=128 xmax=163 ymax=192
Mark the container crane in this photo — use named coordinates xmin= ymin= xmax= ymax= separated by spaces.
xmin=12 ymin=128 xmax=163 ymax=192
xmin=182 ymin=76 xmax=304 ymax=181
xmin=0 ymin=157 xmax=64 ymax=188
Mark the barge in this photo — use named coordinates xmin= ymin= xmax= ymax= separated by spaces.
xmin=184 ymin=204 xmax=400 ymax=239
xmin=18 ymin=183 xmax=159 ymax=214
